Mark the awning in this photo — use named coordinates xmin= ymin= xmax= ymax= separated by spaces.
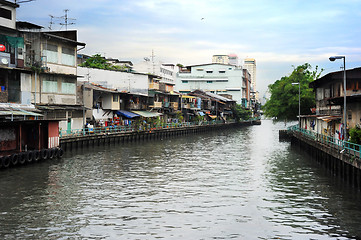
xmin=116 ymin=110 xmax=140 ymax=119
xmin=0 ymin=110 xmax=43 ymax=116
xmin=0 ymin=34 xmax=24 ymax=48
xmin=316 ymin=116 xmax=341 ymax=122
xmin=181 ymin=95 xmax=196 ymax=99
xmin=198 ymin=111 xmax=205 ymax=116
xmin=131 ymin=110 xmax=163 ymax=118
xmin=208 ymin=115 xmax=217 ymax=119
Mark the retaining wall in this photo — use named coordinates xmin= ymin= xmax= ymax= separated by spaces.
xmin=60 ymin=121 xmax=253 ymax=151
xmin=290 ymin=132 xmax=361 ymax=189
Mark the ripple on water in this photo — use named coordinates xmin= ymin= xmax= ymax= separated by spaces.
xmin=1 ymin=121 xmax=361 ymax=239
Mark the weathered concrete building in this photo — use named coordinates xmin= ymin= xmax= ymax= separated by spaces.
xmin=302 ymin=67 xmax=361 ymax=140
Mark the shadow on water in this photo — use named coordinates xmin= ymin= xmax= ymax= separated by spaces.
xmin=264 ymin=141 xmax=361 ymax=239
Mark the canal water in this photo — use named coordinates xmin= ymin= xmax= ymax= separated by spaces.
xmin=1 ymin=120 xmax=361 ymax=239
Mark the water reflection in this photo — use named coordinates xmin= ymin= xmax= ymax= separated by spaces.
xmin=0 ymin=120 xmax=360 ymax=239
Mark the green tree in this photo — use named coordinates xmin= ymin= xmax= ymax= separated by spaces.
xmin=232 ymin=104 xmax=252 ymax=122
xmin=263 ymin=63 xmax=323 ymax=120
xmin=80 ymin=54 xmax=130 ymax=72
xmin=349 ymin=126 xmax=361 ymax=144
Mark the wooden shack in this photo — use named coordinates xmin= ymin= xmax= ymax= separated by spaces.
xmin=0 ymin=120 xmax=63 ymax=168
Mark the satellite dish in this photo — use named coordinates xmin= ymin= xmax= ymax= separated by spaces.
xmin=1 ymin=58 xmax=9 ymax=65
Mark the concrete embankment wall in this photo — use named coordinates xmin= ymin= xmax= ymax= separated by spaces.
xmin=290 ymin=132 xmax=361 ymax=189
xmin=60 ymin=121 xmax=254 ymax=151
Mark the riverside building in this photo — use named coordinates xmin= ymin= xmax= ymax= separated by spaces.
xmin=175 ymin=63 xmax=250 ymax=107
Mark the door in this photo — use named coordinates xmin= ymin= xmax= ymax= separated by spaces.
xmin=67 ymin=118 xmax=71 ymax=134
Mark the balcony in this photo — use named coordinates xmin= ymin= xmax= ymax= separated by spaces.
xmin=150 ymin=101 xmax=162 ymax=109
xmin=149 ymin=82 xmax=160 ymax=90
xmin=129 ymin=102 xmax=146 ymax=110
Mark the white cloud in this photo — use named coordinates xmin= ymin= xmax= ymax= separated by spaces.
xmin=18 ymin=0 xmax=361 ymax=97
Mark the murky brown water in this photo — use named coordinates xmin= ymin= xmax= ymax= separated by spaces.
xmin=1 ymin=120 xmax=361 ymax=239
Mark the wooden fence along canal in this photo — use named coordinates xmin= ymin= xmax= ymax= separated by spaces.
xmin=283 ymin=125 xmax=361 ymax=189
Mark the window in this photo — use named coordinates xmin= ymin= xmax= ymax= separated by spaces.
xmin=182 ymin=80 xmax=188 ymax=83
xmin=348 ymin=111 xmax=352 ymax=121
xmin=43 ymin=75 xmax=58 ymax=93
xmin=196 ymin=68 xmax=203 ymax=71
xmin=43 ymin=44 xmax=58 ymax=63
xmin=113 ymin=94 xmax=119 ymax=102
xmin=61 ymin=46 xmax=75 ymax=66
xmin=0 ymin=8 xmax=11 ymax=20
xmin=324 ymin=89 xmax=330 ymax=98
xmin=206 ymin=70 xmax=213 ymax=73
xmin=219 ymin=70 xmax=226 ymax=73
xmin=316 ymin=88 xmax=324 ymax=100
xmin=61 ymin=78 xmax=75 ymax=94
xmin=207 ymin=81 xmax=213 ymax=83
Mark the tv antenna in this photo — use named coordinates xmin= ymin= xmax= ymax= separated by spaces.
xmin=48 ymin=15 xmax=55 ymax=30
xmin=59 ymin=9 xmax=76 ymax=30
xmin=14 ymin=0 xmax=36 ymax=3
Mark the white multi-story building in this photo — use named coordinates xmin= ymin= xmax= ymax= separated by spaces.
xmin=132 ymin=60 xmax=176 ymax=84
xmin=243 ymin=58 xmax=257 ymax=93
xmin=212 ymin=54 xmax=239 ymax=66
xmin=176 ymin=63 xmax=250 ymax=105
xmin=212 ymin=55 xmax=229 ymax=65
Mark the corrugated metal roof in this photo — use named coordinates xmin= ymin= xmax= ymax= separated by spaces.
xmin=0 ymin=110 xmax=43 ymax=116
xmin=131 ymin=111 xmax=162 ymax=118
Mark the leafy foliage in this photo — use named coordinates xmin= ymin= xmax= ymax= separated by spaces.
xmin=79 ymin=54 xmax=130 ymax=72
xmin=263 ymin=63 xmax=323 ymax=120
xmin=232 ymin=104 xmax=252 ymax=121
xmin=349 ymin=126 xmax=361 ymax=144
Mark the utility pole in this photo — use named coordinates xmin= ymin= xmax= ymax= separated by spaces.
xmin=151 ymin=50 xmax=155 ymax=74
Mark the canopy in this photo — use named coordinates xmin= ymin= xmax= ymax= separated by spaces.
xmin=181 ymin=95 xmax=196 ymax=99
xmin=208 ymin=115 xmax=217 ymax=119
xmin=316 ymin=115 xmax=341 ymax=122
xmin=0 ymin=34 xmax=24 ymax=48
xmin=116 ymin=110 xmax=140 ymax=119
xmin=198 ymin=111 xmax=205 ymax=116
xmin=0 ymin=110 xmax=43 ymax=116
xmin=131 ymin=111 xmax=162 ymax=118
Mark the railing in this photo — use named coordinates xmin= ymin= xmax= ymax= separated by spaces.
xmin=288 ymin=125 xmax=361 ymax=159
xmin=151 ymin=102 xmax=162 ymax=108
xmin=60 ymin=120 xmax=236 ymax=138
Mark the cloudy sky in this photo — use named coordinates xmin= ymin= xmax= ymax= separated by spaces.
xmin=16 ymin=0 xmax=361 ymax=97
